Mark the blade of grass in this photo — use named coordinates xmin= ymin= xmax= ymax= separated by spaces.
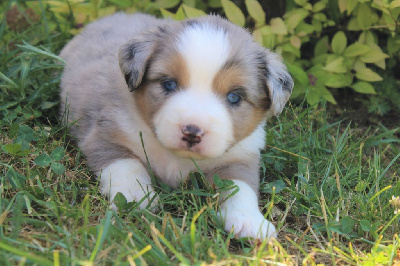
xmin=0 ymin=241 xmax=52 ymax=266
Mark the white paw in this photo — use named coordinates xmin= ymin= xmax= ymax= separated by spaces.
xmin=99 ymin=159 xmax=159 ymax=211
xmin=222 ymin=208 xmax=276 ymax=240
xmin=219 ymin=180 xmax=277 ymax=241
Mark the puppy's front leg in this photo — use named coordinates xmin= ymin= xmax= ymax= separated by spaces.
xmin=214 ymin=165 xmax=276 ymax=240
xmin=99 ymin=159 xmax=157 ymax=210
xmin=220 ymin=180 xmax=276 ymax=240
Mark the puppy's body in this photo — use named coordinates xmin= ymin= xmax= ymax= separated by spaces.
xmin=60 ymin=13 xmax=293 ymax=240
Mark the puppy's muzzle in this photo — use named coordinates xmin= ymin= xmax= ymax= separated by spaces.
xmin=181 ymin=124 xmax=204 ymax=147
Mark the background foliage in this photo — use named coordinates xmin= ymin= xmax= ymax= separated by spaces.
xmin=1 ymin=0 xmax=400 ymax=123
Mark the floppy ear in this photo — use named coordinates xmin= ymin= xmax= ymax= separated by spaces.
xmin=258 ymin=49 xmax=294 ymax=116
xmin=119 ymin=38 xmax=157 ymax=91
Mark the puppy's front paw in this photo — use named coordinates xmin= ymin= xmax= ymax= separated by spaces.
xmin=219 ymin=180 xmax=277 ymax=241
xmin=222 ymin=208 xmax=276 ymax=240
xmin=99 ymin=159 xmax=159 ymax=211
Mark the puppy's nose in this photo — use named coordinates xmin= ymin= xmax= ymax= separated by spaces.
xmin=181 ymin=124 xmax=204 ymax=146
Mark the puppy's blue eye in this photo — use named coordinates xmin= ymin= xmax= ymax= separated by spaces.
xmin=227 ymin=92 xmax=241 ymax=104
xmin=163 ymin=80 xmax=177 ymax=91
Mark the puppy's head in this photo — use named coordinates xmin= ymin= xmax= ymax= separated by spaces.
xmin=119 ymin=16 xmax=293 ymax=159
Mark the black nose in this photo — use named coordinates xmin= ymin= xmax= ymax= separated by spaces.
xmin=181 ymin=124 xmax=204 ymax=147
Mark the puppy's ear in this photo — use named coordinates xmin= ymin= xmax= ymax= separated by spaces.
xmin=119 ymin=38 xmax=157 ymax=91
xmin=257 ymin=49 xmax=294 ymax=116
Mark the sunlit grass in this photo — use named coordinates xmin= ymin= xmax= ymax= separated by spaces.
xmin=1 ymin=1 xmax=399 ymax=265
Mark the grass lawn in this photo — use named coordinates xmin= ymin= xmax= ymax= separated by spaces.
xmin=1 ymin=2 xmax=400 ymax=265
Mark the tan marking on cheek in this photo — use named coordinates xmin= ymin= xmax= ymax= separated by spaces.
xmin=135 ymin=51 xmax=190 ymax=130
xmin=212 ymin=65 xmax=268 ymax=142
xmin=134 ymin=83 xmax=165 ymax=131
xmin=231 ymin=105 xmax=266 ymax=141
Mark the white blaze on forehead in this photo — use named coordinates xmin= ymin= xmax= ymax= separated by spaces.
xmin=177 ymin=24 xmax=230 ymax=90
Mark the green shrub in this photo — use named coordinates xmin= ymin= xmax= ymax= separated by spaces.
xmin=1 ymin=0 xmax=400 ymax=119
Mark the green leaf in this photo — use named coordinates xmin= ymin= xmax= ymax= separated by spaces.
xmin=390 ymin=0 xmax=400 ymax=8
xmin=285 ymin=8 xmax=309 ymax=32
xmin=338 ymin=0 xmax=346 ymax=13
xmin=356 ymin=68 xmax=383 ymax=82
xmin=245 ymin=0 xmax=265 ymax=24
xmin=174 ymin=5 xmax=186 ymax=20
xmin=319 ymin=87 xmax=337 ymax=104
xmin=34 ymin=153 xmax=53 ymax=167
xmin=270 ymin=18 xmax=288 ymax=35
xmin=183 ymin=0 xmax=196 ymax=6
xmin=221 ymin=0 xmax=245 ymax=27
xmin=344 ymin=42 xmax=370 ymax=57
xmin=323 ymin=57 xmax=347 ymax=73
xmin=294 ymin=0 xmax=307 ymax=6
xmin=2 ymin=144 xmax=21 ymax=156
xmin=98 ymin=6 xmax=116 ymax=18
xmin=16 ymin=125 xmax=36 ymax=150
xmin=374 ymin=58 xmax=386 ymax=70
xmin=41 ymin=101 xmax=58 ymax=110
xmin=160 ymin=8 xmax=176 ymax=19
xmin=357 ymin=4 xmax=372 ymax=28
xmin=360 ymin=219 xmax=371 ymax=232
xmin=51 ymin=147 xmax=65 ymax=161
xmin=17 ymin=125 xmax=35 ymax=142
xmin=327 ymin=221 xmax=342 ymax=234
xmin=346 ymin=0 xmax=358 ymax=15
xmin=181 ymin=4 xmax=207 ymax=18
xmin=331 ymin=31 xmax=347 ymax=54
xmin=341 ymin=216 xmax=356 ymax=234
xmin=296 ymin=23 xmax=315 ymax=35
xmin=308 ymin=65 xmax=331 ymax=86
xmin=325 ymin=73 xmax=352 ymax=88
xmin=263 ymin=180 xmax=286 ymax=194
xmin=358 ymin=31 xmax=376 ymax=45
xmin=313 ymin=13 xmax=327 ymax=22
xmin=287 ymin=63 xmax=309 ymax=85
xmin=50 ymin=162 xmax=66 ymax=175
xmin=154 ymin=0 xmax=180 ymax=9
xmin=351 ymin=81 xmax=377 ymax=94
xmin=209 ymin=0 xmax=222 ymax=8
xmin=213 ymin=174 xmax=224 ymax=188
xmin=314 ymin=36 xmax=329 ymax=56
xmin=262 ymin=32 xmax=276 ymax=49
xmin=387 ymin=36 xmax=400 ymax=55
xmin=347 ymin=17 xmax=361 ymax=31
xmin=306 ymin=85 xmax=336 ymax=105
xmin=113 ymin=192 xmax=128 ymax=210
xmin=290 ymin=36 xmax=301 ymax=48
xmin=108 ymin=0 xmax=133 ymax=8
xmin=281 ymin=43 xmax=300 ymax=57
xmin=359 ymin=48 xmax=389 ymax=63
xmin=313 ymin=0 xmax=327 ymax=12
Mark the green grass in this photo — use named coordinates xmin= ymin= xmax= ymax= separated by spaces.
xmin=1 ymin=1 xmax=400 ymax=265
